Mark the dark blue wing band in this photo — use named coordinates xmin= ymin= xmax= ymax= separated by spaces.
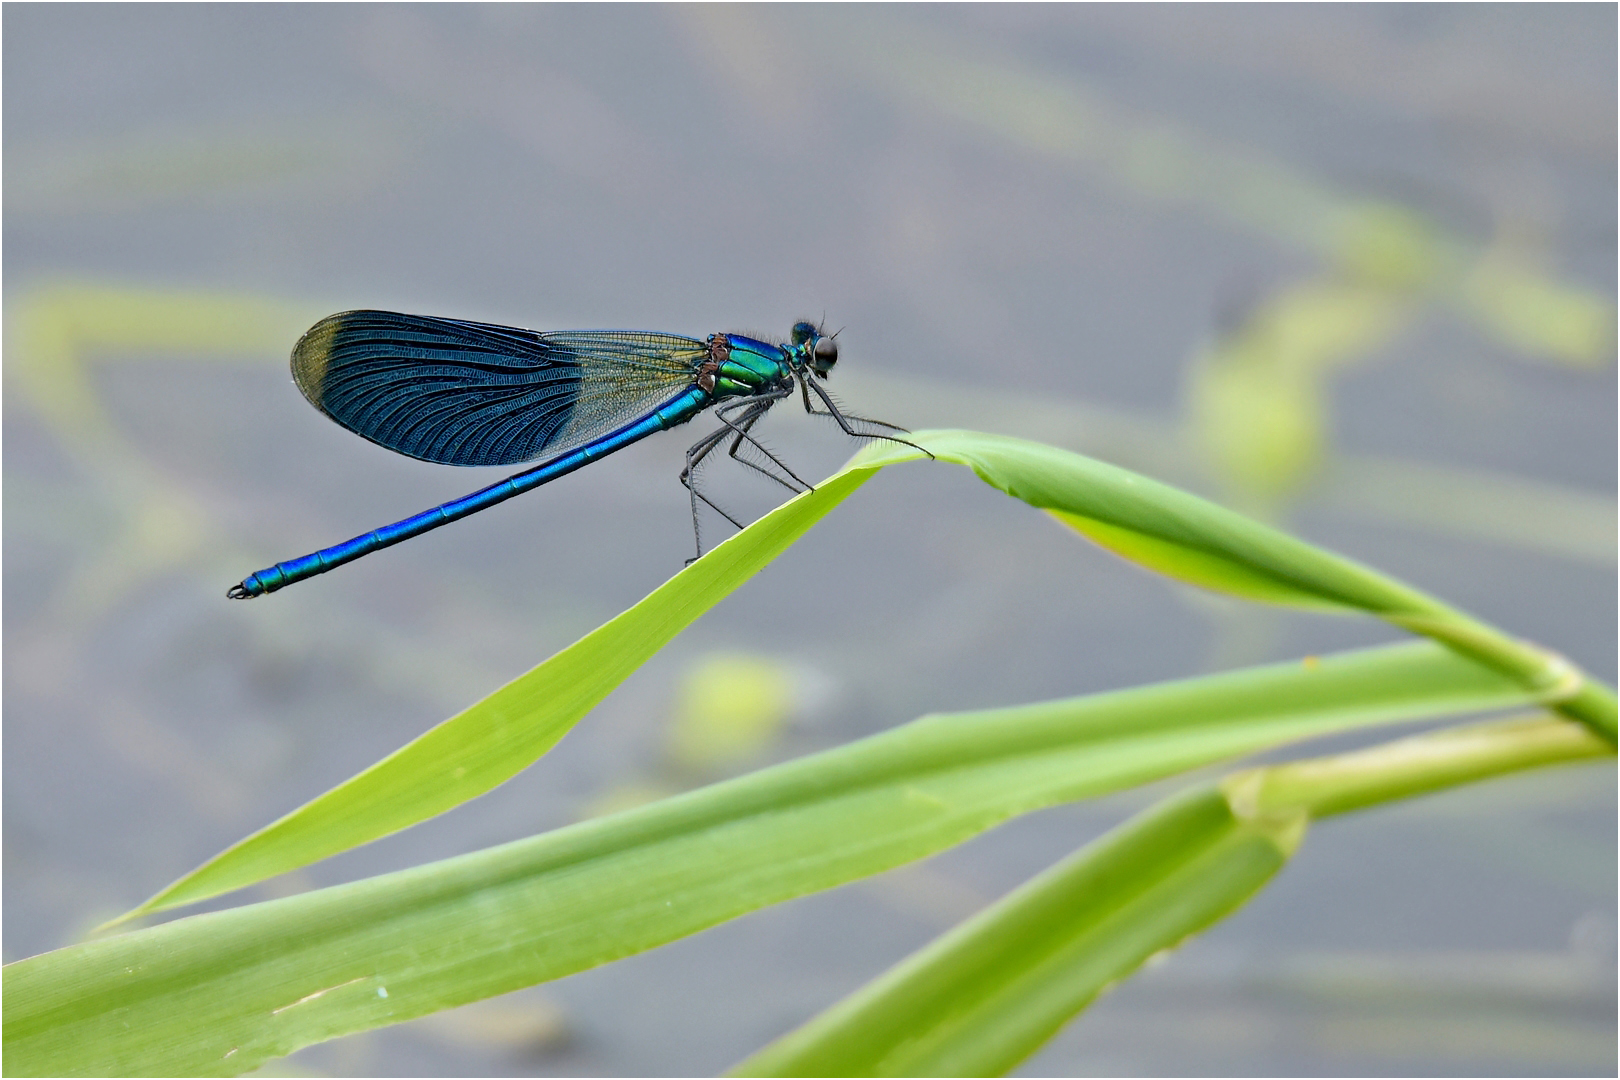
xmin=292 ymin=310 xmax=602 ymax=466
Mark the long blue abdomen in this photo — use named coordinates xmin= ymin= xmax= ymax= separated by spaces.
xmin=232 ymin=385 xmax=711 ymax=597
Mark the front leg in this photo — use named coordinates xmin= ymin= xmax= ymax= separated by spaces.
xmin=798 ymin=374 xmax=936 ymax=458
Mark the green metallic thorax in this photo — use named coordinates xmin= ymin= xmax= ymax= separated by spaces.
xmin=708 ymin=333 xmax=796 ymax=398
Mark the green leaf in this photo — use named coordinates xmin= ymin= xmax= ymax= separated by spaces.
xmin=5 ymin=641 xmax=1538 ymax=1076
xmin=848 ymin=431 xmax=1466 ymax=616
xmin=850 ymin=431 xmax=1614 ymax=739
xmin=732 ymin=786 xmax=1300 ymax=1078
xmin=734 ymin=715 xmax=1612 ymax=1078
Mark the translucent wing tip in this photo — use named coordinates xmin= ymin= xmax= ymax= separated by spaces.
xmin=290 ymin=313 xmax=347 ymax=408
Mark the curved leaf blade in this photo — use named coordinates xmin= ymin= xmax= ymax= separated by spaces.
xmin=853 ymin=431 xmax=1614 ymax=739
xmin=122 ymin=466 xmax=880 ymax=920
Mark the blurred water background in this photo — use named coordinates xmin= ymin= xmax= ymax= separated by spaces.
xmin=4 ymin=5 xmax=1615 ymax=1076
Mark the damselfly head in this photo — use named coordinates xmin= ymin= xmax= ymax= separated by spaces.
xmin=790 ymin=320 xmax=837 ymax=377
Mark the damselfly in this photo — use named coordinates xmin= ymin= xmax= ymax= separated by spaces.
xmin=228 ymin=310 xmax=920 ymax=598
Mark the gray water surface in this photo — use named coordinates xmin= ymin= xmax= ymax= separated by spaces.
xmin=5 ymin=6 xmax=1614 ymax=1076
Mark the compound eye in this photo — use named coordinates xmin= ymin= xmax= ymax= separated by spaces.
xmin=791 ymin=321 xmax=817 ymax=346
xmin=812 ymin=336 xmax=838 ymax=376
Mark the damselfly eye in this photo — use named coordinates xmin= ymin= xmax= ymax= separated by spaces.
xmin=790 ymin=321 xmax=817 ymax=346
xmin=812 ymin=336 xmax=838 ymax=377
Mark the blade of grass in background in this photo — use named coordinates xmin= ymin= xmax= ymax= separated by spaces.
xmin=733 ymin=715 xmax=1611 ymax=1077
xmin=5 ymin=641 xmax=1542 ymax=1077
xmin=123 ymin=429 xmax=1616 ymax=923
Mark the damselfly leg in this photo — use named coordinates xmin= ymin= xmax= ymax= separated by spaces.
xmin=682 ymin=390 xmax=806 ymax=559
xmin=797 ymin=373 xmax=936 ymax=459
